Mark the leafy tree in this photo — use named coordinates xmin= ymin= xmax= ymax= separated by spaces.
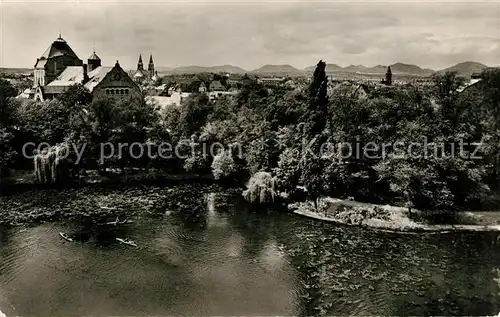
xmin=478 ymin=68 xmax=500 ymax=189
xmin=0 ymin=78 xmax=17 ymax=179
xmin=432 ymin=71 xmax=467 ymax=133
xmin=211 ymin=149 xmax=237 ymax=180
xmin=58 ymin=83 xmax=92 ymax=107
xmin=0 ymin=128 xmax=15 ymax=183
xmin=0 ymin=78 xmax=17 ymax=125
xmin=274 ymin=147 xmax=301 ymax=195
xmin=14 ymin=99 xmax=73 ymax=145
xmin=178 ymin=93 xmax=212 ymax=136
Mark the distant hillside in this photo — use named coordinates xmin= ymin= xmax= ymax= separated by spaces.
xmin=303 ymin=63 xmax=434 ymax=76
xmin=168 ymin=65 xmax=247 ymax=74
xmin=390 ymin=62 xmax=434 ymax=76
xmin=365 ymin=65 xmax=388 ymax=74
xmin=0 ymin=68 xmax=31 ymax=75
xmin=155 ymin=66 xmax=174 ymax=72
xmin=251 ymin=64 xmax=303 ymax=75
xmin=343 ymin=65 xmax=369 ymax=73
xmin=304 ymin=63 xmax=343 ymax=73
xmin=438 ymin=61 xmax=489 ymax=78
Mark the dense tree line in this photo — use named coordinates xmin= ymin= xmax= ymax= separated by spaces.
xmin=1 ymin=61 xmax=500 ymax=213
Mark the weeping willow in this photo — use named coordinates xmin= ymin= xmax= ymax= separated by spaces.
xmin=34 ymin=144 xmax=69 ymax=184
xmin=242 ymin=171 xmax=277 ymax=204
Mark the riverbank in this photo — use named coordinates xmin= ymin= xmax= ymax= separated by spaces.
xmin=289 ymin=198 xmax=500 ymax=233
xmin=0 ymin=169 xmax=219 ymax=195
xmin=4 ymin=169 xmax=215 ymax=185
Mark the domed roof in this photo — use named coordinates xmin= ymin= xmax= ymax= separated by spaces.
xmin=88 ymin=51 xmax=100 ymax=60
xmin=39 ymin=35 xmax=80 ymax=60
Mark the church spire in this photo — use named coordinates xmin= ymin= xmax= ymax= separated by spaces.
xmin=137 ymin=54 xmax=144 ymax=71
xmin=148 ymin=53 xmax=155 ymax=77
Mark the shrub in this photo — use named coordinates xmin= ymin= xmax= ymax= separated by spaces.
xmin=211 ymin=149 xmax=237 ymax=180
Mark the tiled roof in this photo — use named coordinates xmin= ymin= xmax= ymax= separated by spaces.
xmin=133 ymin=69 xmax=149 ymax=78
xmin=84 ymin=66 xmax=113 ymax=92
xmin=145 ymin=96 xmax=176 ymax=108
xmin=16 ymin=88 xmax=33 ymax=99
xmin=47 ymin=66 xmax=85 ymax=86
xmin=43 ymin=85 xmax=67 ymax=94
xmin=34 ymin=58 xmax=48 ymax=68
xmin=457 ymin=78 xmax=482 ymax=93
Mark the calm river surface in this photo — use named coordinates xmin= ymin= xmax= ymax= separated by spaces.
xmin=1 ymin=183 xmax=500 ymax=316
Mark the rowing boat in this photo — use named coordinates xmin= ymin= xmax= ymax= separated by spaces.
xmin=116 ymin=237 xmax=137 ymax=247
xmin=104 ymin=216 xmax=133 ymax=226
xmin=59 ymin=232 xmax=73 ymax=242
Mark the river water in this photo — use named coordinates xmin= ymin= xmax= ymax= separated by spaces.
xmin=1 ymin=183 xmax=500 ymax=316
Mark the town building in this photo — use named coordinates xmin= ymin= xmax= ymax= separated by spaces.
xmin=29 ymin=35 xmax=140 ymax=101
xmin=457 ymin=77 xmax=483 ymax=93
xmin=199 ymin=82 xmax=207 ymax=93
xmin=145 ymin=90 xmax=191 ymax=109
xmin=257 ymin=77 xmax=285 ymax=87
xmin=353 ymin=84 xmax=370 ymax=99
xmin=209 ymin=80 xmax=225 ymax=91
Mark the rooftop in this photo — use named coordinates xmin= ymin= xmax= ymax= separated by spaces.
xmin=457 ymin=78 xmax=482 ymax=93
xmin=47 ymin=66 xmax=85 ymax=87
xmin=88 ymin=51 xmax=101 ymax=60
xmin=39 ymin=36 xmax=80 ymax=60
xmin=84 ymin=66 xmax=114 ymax=92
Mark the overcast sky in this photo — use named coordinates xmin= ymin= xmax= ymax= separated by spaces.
xmin=1 ymin=0 xmax=499 ymax=70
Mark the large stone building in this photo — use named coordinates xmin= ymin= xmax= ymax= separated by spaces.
xmin=30 ymin=35 xmax=140 ymax=101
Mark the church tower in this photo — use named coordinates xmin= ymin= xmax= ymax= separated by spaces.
xmin=87 ymin=50 xmax=101 ymax=72
xmin=148 ymin=54 xmax=155 ymax=77
xmin=137 ymin=54 xmax=144 ymax=71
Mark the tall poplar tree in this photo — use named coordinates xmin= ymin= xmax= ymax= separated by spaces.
xmin=301 ymin=60 xmax=329 ymax=210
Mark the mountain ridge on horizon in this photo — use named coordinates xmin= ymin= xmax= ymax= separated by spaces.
xmin=1 ymin=61 xmax=493 ymax=77
xmin=161 ymin=61 xmax=491 ymax=76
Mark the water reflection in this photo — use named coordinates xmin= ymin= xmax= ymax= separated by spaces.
xmin=0 ymin=185 xmax=500 ymax=316
xmin=0 ymin=187 xmax=298 ymax=316
xmin=282 ymin=224 xmax=500 ymax=316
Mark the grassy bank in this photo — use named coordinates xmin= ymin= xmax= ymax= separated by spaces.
xmin=290 ymin=198 xmax=500 ymax=233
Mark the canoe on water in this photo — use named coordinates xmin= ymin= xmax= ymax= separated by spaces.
xmin=116 ymin=238 xmax=137 ymax=247
xmin=105 ymin=217 xmax=132 ymax=225
xmin=59 ymin=232 xmax=73 ymax=242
